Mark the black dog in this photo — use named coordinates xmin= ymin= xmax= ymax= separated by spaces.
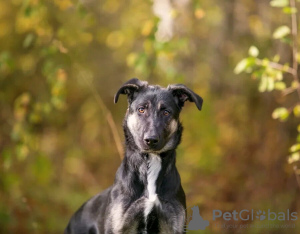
xmin=65 ymin=78 xmax=203 ymax=234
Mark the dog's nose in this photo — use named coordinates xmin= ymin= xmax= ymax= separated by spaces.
xmin=144 ymin=137 xmax=159 ymax=147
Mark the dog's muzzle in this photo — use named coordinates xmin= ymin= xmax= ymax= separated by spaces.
xmin=144 ymin=136 xmax=159 ymax=148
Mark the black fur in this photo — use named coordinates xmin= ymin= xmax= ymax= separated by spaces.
xmin=65 ymin=78 xmax=203 ymax=234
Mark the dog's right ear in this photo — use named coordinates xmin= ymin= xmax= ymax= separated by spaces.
xmin=114 ymin=78 xmax=148 ymax=104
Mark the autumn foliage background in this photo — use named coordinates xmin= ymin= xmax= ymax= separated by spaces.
xmin=0 ymin=0 xmax=300 ymax=233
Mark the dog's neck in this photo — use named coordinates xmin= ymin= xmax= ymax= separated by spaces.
xmin=114 ymin=148 xmax=180 ymax=199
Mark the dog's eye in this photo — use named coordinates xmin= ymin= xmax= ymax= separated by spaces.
xmin=138 ymin=107 xmax=145 ymax=113
xmin=163 ymin=110 xmax=170 ymax=116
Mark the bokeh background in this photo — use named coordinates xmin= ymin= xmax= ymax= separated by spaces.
xmin=1 ymin=0 xmax=300 ymax=233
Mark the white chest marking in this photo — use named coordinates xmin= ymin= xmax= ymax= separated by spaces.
xmin=144 ymin=154 xmax=161 ymax=219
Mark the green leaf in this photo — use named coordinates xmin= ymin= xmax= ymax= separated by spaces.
xmin=248 ymin=46 xmax=259 ymax=57
xmin=297 ymin=53 xmax=300 ymax=63
xmin=290 ymin=144 xmax=300 ymax=152
xmin=23 ymin=33 xmax=35 ymax=48
xmin=292 ymin=81 xmax=299 ymax=89
xmin=288 ymin=152 xmax=300 ymax=164
xmin=293 ymin=104 xmax=300 ymax=117
xmin=258 ymin=76 xmax=268 ymax=92
xmin=234 ymin=59 xmax=248 ymax=74
xmin=262 ymin=58 xmax=270 ymax=67
xmin=283 ymin=7 xmax=298 ymax=14
xmin=273 ymin=26 xmax=291 ymax=39
xmin=16 ymin=144 xmax=29 ymax=161
xmin=272 ymin=107 xmax=289 ymax=121
xmin=270 ymin=0 xmax=289 ymax=7
xmin=274 ymin=81 xmax=286 ymax=90
xmin=259 ymin=76 xmax=274 ymax=92
xmin=275 ymin=71 xmax=283 ymax=81
xmin=252 ymin=70 xmax=264 ymax=79
xmin=24 ymin=6 xmax=32 ymax=17
xmin=267 ymin=77 xmax=274 ymax=91
xmin=234 ymin=57 xmax=255 ymax=74
xmin=273 ymin=54 xmax=280 ymax=63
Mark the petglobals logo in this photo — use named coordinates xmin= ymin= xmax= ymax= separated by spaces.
xmin=213 ymin=209 xmax=298 ymax=221
xmin=185 ymin=206 xmax=298 ymax=232
xmin=185 ymin=206 xmax=210 ymax=231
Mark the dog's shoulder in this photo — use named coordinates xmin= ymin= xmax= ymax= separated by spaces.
xmin=64 ymin=187 xmax=112 ymax=234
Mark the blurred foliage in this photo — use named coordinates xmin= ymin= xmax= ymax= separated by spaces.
xmin=235 ymin=0 xmax=300 ymax=186
xmin=0 ymin=0 xmax=299 ymax=233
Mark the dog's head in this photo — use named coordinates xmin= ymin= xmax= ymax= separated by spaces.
xmin=114 ymin=78 xmax=203 ymax=153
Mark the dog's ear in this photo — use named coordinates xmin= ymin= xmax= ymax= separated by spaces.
xmin=167 ymin=84 xmax=203 ymax=110
xmin=114 ymin=78 xmax=148 ymax=104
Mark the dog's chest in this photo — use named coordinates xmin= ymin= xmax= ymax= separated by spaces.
xmin=144 ymin=154 xmax=161 ymax=218
xmin=146 ymin=154 xmax=161 ymax=199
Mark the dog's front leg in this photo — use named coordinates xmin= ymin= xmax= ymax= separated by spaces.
xmin=107 ymin=196 xmax=147 ymax=234
xmin=121 ymin=196 xmax=148 ymax=234
xmin=158 ymin=199 xmax=186 ymax=234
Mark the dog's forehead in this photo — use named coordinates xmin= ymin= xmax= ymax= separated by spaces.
xmin=133 ymin=86 xmax=176 ymax=107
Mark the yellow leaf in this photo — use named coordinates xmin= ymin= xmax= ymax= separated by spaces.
xmin=54 ymin=0 xmax=73 ymax=11
xmin=288 ymin=152 xmax=300 ymax=164
xmin=294 ymin=105 xmax=300 ymax=117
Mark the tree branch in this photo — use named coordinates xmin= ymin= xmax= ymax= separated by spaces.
xmin=255 ymin=58 xmax=295 ymax=74
xmin=82 ymin=77 xmax=124 ymax=160
xmin=290 ymin=0 xmax=300 ymax=188
xmin=290 ymin=0 xmax=300 ymax=97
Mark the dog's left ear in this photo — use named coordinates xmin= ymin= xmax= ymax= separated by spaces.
xmin=168 ymin=84 xmax=203 ymax=110
xmin=114 ymin=78 xmax=148 ymax=104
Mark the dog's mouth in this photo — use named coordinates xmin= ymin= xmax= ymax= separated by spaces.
xmin=141 ymin=146 xmax=162 ymax=153
xmin=140 ymin=139 xmax=170 ymax=154
xmin=140 ymin=142 xmax=163 ymax=153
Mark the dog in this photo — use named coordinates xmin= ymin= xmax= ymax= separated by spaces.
xmin=65 ymin=78 xmax=203 ymax=234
